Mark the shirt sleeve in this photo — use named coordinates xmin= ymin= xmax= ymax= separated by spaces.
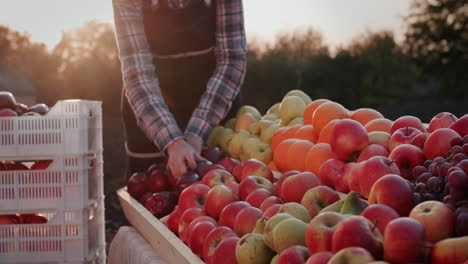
xmin=185 ymin=0 xmax=247 ymax=141
xmin=112 ymin=0 xmax=184 ymax=153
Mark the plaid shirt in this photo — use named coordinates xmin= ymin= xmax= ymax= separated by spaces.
xmin=112 ymin=0 xmax=246 ymax=152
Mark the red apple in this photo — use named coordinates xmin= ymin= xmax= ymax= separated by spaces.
xmin=328 ymin=247 xmax=375 ymax=264
xmin=449 ymin=114 xmax=468 ymax=137
xmin=368 ymin=174 xmax=414 ymax=216
xmin=175 ymin=171 xmax=200 ymax=194
xmin=234 ymin=206 xmax=263 ymax=236
xmin=280 ymin=172 xmax=320 ymax=203
xmin=410 ymin=132 xmax=429 ymax=149
xmin=260 ymin=196 xmax=284 ymax=211
xmin=0 ymin=214 xmax=20 ymax=225
xmin=195 ymin=160 xmax=213 ymax=176
xmin=12 ymin=103 xmax=28 ymax=116
xmin=275 ymin=170 xmax=300 ymax=198
xmin=0 ymin=91 xmax=16 ymax=109
xmin=225 ymin=181 xmax=239 ymax=196
xmin=388 ymin=126 xmax=422 ymax=151
xmin=330 ymin=119 xmax=369 ymax=162
xmin=178 ymin=207 xmax=207 ymax=242
xmin=245 ymin=188 xmax=272 ymax=208
xmin=301 ymin=186 xmax=340 ymax=219
xmin=219 ymin=201 xmax=250 ymax=229
xmin=262 ymin=204 xmax=282 ymax=219
xmin=424 ymin=128 xmax=462 ymax=160
xmin=409 ymin=200 xmax=455 ymax=243
xmin=188 ymin=221 xmax=217 ymax=257
xmin=358 ymin=156 xmax=400 ymax=199
xmin=147 ymin=167 xmax=170 ymax=193
xmin=212 ymin=236 xmax=240 ymax=264
xmin=232 ymin=163 xmax=244 ymax=182
xmin=239 ymin=175 xmax=274 ymax=200
xmin=368 ymin=131 xmax=391 ymax=150
xmin=178 ymin=183 xmax=210 ymax=212
xmin=347 ymin=162 xmax=363 ymax=193
xmin=240 ymin=159 xmax=274 ymax=181
xmin=203 ymin=226 xmax=238 ymax=264
xmin=205 ymin=185 xmax=238 ymax=219
xmin=384 ymin=217 xmax=427 ymax=264
xmin=127 ymin=172 xmax=148 ymax=200
xmin=431 ymin=236 xmax=468 ymax=264
xmin=30 ymin=160 xmax=53 ymax=170
xmin=201 ymin=169 xmax=235 ymax=188
xmin=218 ymin=157 xmax=241 ymax=174
xmin=201 ymin=164 xmax=226 ymax=178
xmin=138 ymin=192 xmax=153 ymax=205
xmin=0 ymin=108 xmax=18 ymax=117
xmin=332 ymin=215 xmax=383 ymax=259
xmin=317 ymin=158 xmax=345 ymax=188
xmin=28 ymin=103 xmax=49 ymax=115
xmin=305 ymin=211 xmax=346 ymax=254
xmin=186 ymin=215 xmax=217 ymax=243
xmin=166 ymin=206 xmax=182 ymax=234
xmin=357 ymin=144 xmax=389 ymax=162
xmin=360 ymin=204 xmax=399 ymax=235
xmin=305 ymin=252 xmax=333 ymax=264
xmin=388 ymin=143 xmax=426 ymax=180
xmin=144 ymin=191 xmax=178 ymax=218
xmin=429 ymin=112 xmax=458 ymax=133
xmin=201 ymin=147 xmax=226 ymax=163
xmin=335 ymin=162 xmax=356 ymax=193
xmin=277 ymin=245 xmax=311 ymax=264
xmin=390 ymin=115 xmax=426 ymax=134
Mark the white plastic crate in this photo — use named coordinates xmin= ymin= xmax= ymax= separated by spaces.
xmin=0 ymin=198 xmax=106 ymax=263
xmin=0 ymin=152 xmax=103 ymax=212
xmin=0 ymin=100 xmax=102 ymax=158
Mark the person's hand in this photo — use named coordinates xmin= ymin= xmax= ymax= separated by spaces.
xmin=166 ymin=138 xmax=203 ymax=177
xmin=185 ymin=134 xmax=203 ymax=154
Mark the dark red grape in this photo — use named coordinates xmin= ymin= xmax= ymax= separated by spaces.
xmin=439 ymin=162 xmax=453 ymax=177
xmin=443 ymin=184 xmax=452 ymax=196
xmin=433 ymin=157 xmax=445 ymax=164
xmin=450 ymin=145 xmax=462 ymax=155
xmin=413 ymin=192 xmax=423 ymax=205
xmin=417 ymin=172 xmax=432 ymax=183
xmin=414 ymin=182 xmax=426 ymax=193
xmin=462 ymin=144 xmax=468 ymax=156
xmin=412 ymin=166 xmax=427 ymax=179
xmin=429 ymin=163 xmax=440 ymax=175
xmin=448 ymin=170 xmax=468 ymax=189
xmin=455 ymin=213 xmax=468 ymax=236
xmin=424 ymin=160 xmax=433 ymax=168
xmin=426 ymin=176 xmax=444 ymax=193
xmin=442 ymin=195 xmax=454 ymax=205
xmin=450 ymin=137 xmax=463 ymax=147
xmin=452 ymin=153 xmax=467 ymax=165
xmin=450 ymin=187 xmax=468 ymax=202
xmin=463 ymin=135 xmax=468 ymax=144
xmin=422 ymin=192 xmax=437 ymax=201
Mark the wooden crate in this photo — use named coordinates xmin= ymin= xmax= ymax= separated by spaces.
xmin=117 ymin=187 xmax=204 ymax=264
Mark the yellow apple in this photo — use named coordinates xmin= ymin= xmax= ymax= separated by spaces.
xmin=242 ymin=137 xmax=273 ymax=164
xmin=261 ymin=113 xmax=281 ymax=122
xmin=285 ymin=90 xmax=312 ymax=105
xmin=236 ymin=105 xmax=262 ymax=120
xmin=219 ymin=128 xmax=235 ymax=152
xmin=279 ymin=95 xmax=306 ymax=124
xmin=228 ymin=130 xmax=251 ymax=159
xmin=207 ymin=125 xmax=225 ymax=148
xmin=224 ymin=118 xmax=237 ymax=130
xmin=260 ymin=123 xmax=281 ymax=145
xmin=235 ymin=112 xmax=258 ymax=132
xmin=267 ymin=103 xmax=281 ymax=115
xmin=286 ymin=117 xmax=304 ymax=126
xmin=249 ymin=120 xmax=274 ymax=138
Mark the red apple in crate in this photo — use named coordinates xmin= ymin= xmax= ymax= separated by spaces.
xmin=388 ymin=126 xmax=422 ymax=151
xmin=358 ymin=156 xmax=400 ymax=199
xmin=275 ymin=170 xmax=300 ymax=198
xmin=0 ymin=91 xmax=16 ymax=109
xmin=360 ymin=204 xmax=399 ymax=235
xmin=138 ymin=192 xmax=153 ymax=205
xmin=280 ymin=171 xmax=320 ymax=203
xmin=330 ymin=119 xmax=369 ymax=162
xmin=200 ymin=164 xmax=226 ymax=178
xmin=431 ymin=235 xmax=468 ymax=264
xmin=178 ymin=183 xmax=210 ymax=212
xmin=127 ymin=172 xmax=148 ymax=200
xmin=188 ymin=221 xmax=217 ymax=257
xmin=240 ymin=159 xmax=274 ymax=181
xmin=28 ymin=103 xmax=49 ymax=116
xmin=424 ymin=128 xmax=462 ymax=160
xmin=201 ymin=147 xmax=226 ymax=163
xmin=383 ymin=217 xmax=427 ymax=264
xmin=234 ymin=206 xmax=263 ymax=236
xmin=429 ymin=112 xmax=458 ymax=133
xmin=147 ymin=167 xmax=170 ymax=193
xmin=332 ymin=215 xmax=383 ymax=259
xmin=239 ymin=175 xmax=274 ymax=200
xmin=305 ymin=251 xmax=333 ymax=264
xmin=317 ymin=158 xmax=345 ymax=188
xmin=205 ymin=185 xmax=238 ymax=219
xmin=219 ymin=201 xmax=250 ymax=230
xmin=409 ymin=200 xmax=455 ymax=243
xmin=305 ymin=211 xmax=346 ymax=254
xmin=263 ymin=204 xmax=282 ymax=219
xmin=212 ymin=236 xmax=239 ymax=264
xmin=145 ymin=191 xmax=177 ymax=218
xmin=449 ymin=114 xmax=468 ymax=137
xmin=277 ymin=245 xmax=311 ymax=264
xmin=368 ymin=131 xmax=390 ymax=149
xmin=328 ymin=247 xmax=374 ymax=264
xmin=203 ymin=226 xmax=238 ymax=264
xmin=388 ymin=144 xmax=425 ymax=180
xmin=166 ymin=206 xmax=182 ymax=234
xmin=0 ymin=108 xmax=18 ymax=117
xmin=20 ymin=214 xmax=47 ymax=224
xmin=174 ymin=171 xmax=199 ymax=194
xmin=260 ymin=196 xmax=284 ymax=211
xmin=4 ymin=161 xmax=28 ymax=170
xmin=301 ymin=186 xmax=340 ymax=219
xmin=195 ymin=160 xmax=213 ymax=176
xmin=368 ymin=174 xmax=414 ymax=216
xmin=390 ymin=115 xmax=426 ymax=134
xmin=0 ymin=214 xmax=20 ymax=225
xmin=185 ymin=215 xmax=217 ymax=243
xmin=12 ymin=103 xmax=28 ymax=116
xmin=31 ymin=160 xmax=53 ymax=170
xmin=178 ymin=208 xmax=206 ymax=242
xmin=245 ymin=188 xmax=272 ymax=208
xmin=357 ymin=144 xmax=389 ymax=162
xmin=218 ymin=157 xmax=240 ymax=174
xmin=410 ymin=132 xmax=429 ymax=149
xmin=201 ymin=169 xmax=235 ymax=187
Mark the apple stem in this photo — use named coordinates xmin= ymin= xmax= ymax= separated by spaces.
xmin=332 ymin=168 xmax=344 ymax=174
xmin=371 ymin=218 xmax=379 ymax=233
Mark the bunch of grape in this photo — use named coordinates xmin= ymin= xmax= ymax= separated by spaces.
xmin=412 ymin=135 xmax=468 ymax=208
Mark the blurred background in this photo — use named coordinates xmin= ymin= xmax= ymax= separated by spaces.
xmin=1 ymin=0 xmax=467 ymax=246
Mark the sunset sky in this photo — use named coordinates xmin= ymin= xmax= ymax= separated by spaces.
xmin=0 ymin=0 xmax=411 ymax=50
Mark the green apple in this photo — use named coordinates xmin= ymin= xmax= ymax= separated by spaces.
xmin=237 ymin=105 xmax=262 ymax=120
xmin=267 ymin=103 xmax=281 ymax=115
xmin=242 ymin=137 xmax=273 ymax=164
xmin=260 ymin=123 xmax=281 ymax=145
xmin=219 ymin=128 xmax=235 ymax=152
xmin=225 ymin=118 xmax=237 ymax=130
xmin=277 ymin=202 xmax=312 ymax=223
xmin=264 ymin=213 xmax=294 ymax=249
xmin=236 ymin=233 xmax=275 ymax=264
xmin=235 ymin=112 xmax=258 ymax=132
xmin=207 ymin=125 xmax=225 ymax=148
xmin=285 ymin=90 xmax=313 ymax=105
xmin=272 ymin=217 xmax=307 ymax=253
xmin=279 ymin=95 xmax=306 ymax=124
xmin=228 ymin=130 xmax=251 ymax=158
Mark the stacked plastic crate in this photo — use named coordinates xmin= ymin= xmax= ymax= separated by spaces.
xmin=0 ymin=100 xmax=106 ymax=263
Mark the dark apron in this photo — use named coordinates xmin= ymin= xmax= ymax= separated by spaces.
xmin=121 ymin=0 xmax=240 ymax=174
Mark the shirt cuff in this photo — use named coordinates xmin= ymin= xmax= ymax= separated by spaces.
xmin=152 ymin=123 xmax=185 ymax=153
xmin=185 ymin=116 xmax=213 ymax=142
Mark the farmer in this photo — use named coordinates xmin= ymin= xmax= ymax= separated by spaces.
xmin=112 ymin=0 xmax=247 ymax=177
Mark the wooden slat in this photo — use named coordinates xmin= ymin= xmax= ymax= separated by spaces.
xmin=117 ymin=187 xmax=204 ymax=264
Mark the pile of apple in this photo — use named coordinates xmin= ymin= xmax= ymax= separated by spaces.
xmin=0 ymin=91 xmax=49 ymax=117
